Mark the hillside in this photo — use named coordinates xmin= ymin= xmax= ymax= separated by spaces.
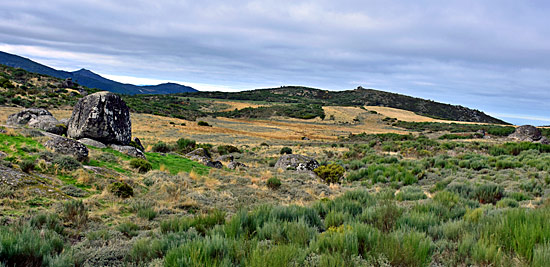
xmin=182 ymin=86 xmax=508 ymax=124
xmin=0 ymin=51 xmax=197 ymax=95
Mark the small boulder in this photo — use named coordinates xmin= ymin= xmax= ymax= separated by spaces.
xmin=67 ymin=92 xmax=132 ymax=145
xmin=78 ymin=138 xmax=107 ymax=148
xmin=228 ymin=161 xmax=247 ymax=170
xmin=509 ymin=125 xmax=545 ymax=142
xmin=6 ymin=108 xmax=65 ymax=135
xmin=216 ymin=154 xmax=234 ymax=162
xmin=275 ymin=154 xmax=320 ymax=172
xmin=186 ymin=148 xmax=210 ymax=159
xmin=110 ymin=144 xmax=145 ymax=159
xmin=206 ymin=161 xmax=223 ymax=169
xmin=44 ymin=136 xmax=89 ymax=162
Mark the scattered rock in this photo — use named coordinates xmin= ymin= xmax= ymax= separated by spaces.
xmin=61 ymin=78 xmax=75 ymax=88
xmin=509 ymin=125 xmax=545 ymax=143
xmin=44 ymin=136 xmax=89 ymax=162
xmin=227 ymin=161 xmax=247 ymax=170
xmin=110 ymin=144 xmax=145 ymax=159
xmin=206 ymin=161 xmax=223 ymax=169
xmin=186 ymin=148 xmax=210 ymax=159
xmin=132 ymin=137 xmax=145 ymax=151
xmin=67 ymin=91 xmax=132 ymax=145
xmin=275 ymin=154 xmax=320 ymax=172
xmin=6 ymin=108 xmax=66 ymax=135
xmin=216 ymin=154 xmax=234 ymax=162
xmin=302 ymin=136 xmax=310 ymax=140
xmin=78 ymin=138 xmax=107 ymax=148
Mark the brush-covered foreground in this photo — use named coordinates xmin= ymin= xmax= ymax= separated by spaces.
xmin=2 ymin=124 xmax=550 ymax=266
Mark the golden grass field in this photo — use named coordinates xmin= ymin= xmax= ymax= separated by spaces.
xmin=0 ymin=104 xmax=500 ymax=146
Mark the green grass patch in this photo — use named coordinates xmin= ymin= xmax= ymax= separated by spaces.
xmin=145 ymin=152 xmax=209 ymax=175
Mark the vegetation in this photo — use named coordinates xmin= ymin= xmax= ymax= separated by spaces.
xmin=280 ymin=147 xmax=293 ymax=155
xmin=314 ymin=164 xmax=345 ymax=184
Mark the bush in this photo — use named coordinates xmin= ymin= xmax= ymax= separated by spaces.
xmin=109 ymin=181 xmax=134 ymax=198
xmin=176 ymin=138 xmax=196 ymax=153
xmin=197 ymin=121 xmax=210 ymax=127
xmin=473 ymin=183 xmax=504 ymax=204
xmin=0 ymin=225 xmax=67 ymax=267
xmin=152 ymin=142 xmax=172 ymax=153
xmin=53 ymin=156 xmax=81 ymax=171
xmin=29 ymin=212 xmax=64 ymax=234
xmin=314 ymin=164 xmax=345 ymax=184
xmin=62 ymin=199 xmax=88 ymax=227
xmin=280 ymin=147 xmax=293 ymax=154
xmin=396 ymin=186 xmax=427 ymax=201
xmin=164 ymin=235 xmax=234 ymax=267
xmin=97 ymin=152 xmax=118 ymax=163
xmin=217 ymin=145 xmax=240 ymax=155
xmin=267 ymin=177 xmax=282 ymax=190
xmin=19 ymin=158 xmax=35 ymax=173
xmin=131 ymin=200 xmax=157 ymax=220
xmin=116 ymin=222 xmax=139 ymax=237
xmin=129 ymin=158 xmax=152 ymax=173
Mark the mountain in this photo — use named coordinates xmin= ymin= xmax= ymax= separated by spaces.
xmin=0 ymin=51 xmax=197 ymax=95
xmin=181 ymin=86 xmax=508 ymax=124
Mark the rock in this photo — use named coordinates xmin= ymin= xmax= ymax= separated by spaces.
xmin=509 ymin=125 xmax=544 ymax=142
xmin=216 ymin=154 xmax=234 ymax=162
xmin=67 ymin=92 xmax=132 ymax=145
xmin=0 ymin=151 xmax=7 ymax=159
xmin=61 ymin=78 xmax=75 ymax=88
xmin=132 ymin=137 xmax=145 ymax=151
xmin=275 ymin=154 xmax=320 ymax=172
xmin=59 ymin=118 xmax=69 ymax=125
xmin=186 ymin=148 xmax=210 ymax=159
xmin=474 ymin=129 xmax=486 ymax=138
xmin=302 ymin=136 xmax=310 ymax=140
xmin=110 ymin=144 xmax=145 ymax=159
xmin=44 ymin=136 xmax=89 ymax=162
xmin=78 ymin=138 xmax=107 ymax=148
xmin=206 ymin=161 xmax=223 ymax=169
xmin=6 ymin=108 xmax=65 ymax=135
xmin=227 ymin=161 xmax=247 ymax=170
xmin=539 ymin=137 xmax=550 ymax=145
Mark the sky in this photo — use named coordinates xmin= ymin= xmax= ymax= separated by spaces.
xmin=0 ymin=0 xmax=549 ymax=125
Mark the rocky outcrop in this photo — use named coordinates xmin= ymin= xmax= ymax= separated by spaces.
xmin=6 ymin=108 xmax=66 ymax=135
xmin=275 ymin=154 xmax=320 ymax=172
xmin=216 ymin=155 xmax=234 ymax=162
xmin=67 ymin=92 xmax=132 ymax=145
xmin=186 ymin=148 xmax=224 ymax=168
xmin=78 ymin=138 xmax=107 ymax=148
xmin=110 ymin=144 xmax=145 ymax=159
xmin=509 ymin=125 xmax=549 ymax=144
xmin=206 ymin=161 xmax=223 ymax=169
xmin=44 ymin=136 xmax=89 ymax=162
xmin=228 ymin=161 xmax=247 ymax=170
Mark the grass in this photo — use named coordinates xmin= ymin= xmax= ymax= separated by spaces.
xmin=145 ymin=152 xmax=209 ymax=175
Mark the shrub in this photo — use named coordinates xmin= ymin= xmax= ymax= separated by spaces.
xmin=0 ymin=225 xmax=67 ymax=267
xmin=152 ymin=142 xmax=172 ymax=153
xmin=109 ymin=181 xmax=134 ymax=198
xmin=19 ymin=158 xmax=35 ymax=173
xmin=496 ymin=198 xmax=519 ymax=208
xmin=53 ymin=155 xmax=81 ymax=171
xmin=161 ymin=210 xmax=226 ymax=235
xmin=164 ymin=235 xmax=234 ymax=267
xmin=197 ymin=121 xmax=210 ymax=127
xmin=97 ymin=152 xmax=118 ymax=163
xmin=62 ymin=199 xmax=88 ymax=227
xmin=131 ymin=200 xmax=157 ymax=220
xmin=29 ymin=212 xmax=64 ymax=234
xmin=129 ymin=158 xmax=152 ymax=173
xmin=116 ymin=222 xmax=139 ymax=237
xmin=176 ymin=138 xmax=196 ymax=153
xmin=280 ymin=147 xmax=293 ymax=154
xmin=314 ymin=164 xmax=345 ymax=184
xmin=266 ymin=177 xmax=281 ymax=190
xmin=473 ymin=183 xmax=504 ymax=204
xmin=396 ymin=186 xmax=427 ymax=201
xmin=217 ymin=145 xmax=240 ymax=155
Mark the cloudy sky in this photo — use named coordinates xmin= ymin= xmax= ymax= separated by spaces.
xmin=1 ymin=0 xmax=549 ymax=125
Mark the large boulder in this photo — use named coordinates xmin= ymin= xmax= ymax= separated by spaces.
xmin=6 ymin=108 xmax=66 ymax=135
xmin=275 ymin=154 xmax=320 ymax=172
xmin=509 ymin=125 xmax=546 ymax=143
xmin=67 ymin=92 xmax=131 ymax=145
xmin=44 ymin=136 xmax=89 ymax=162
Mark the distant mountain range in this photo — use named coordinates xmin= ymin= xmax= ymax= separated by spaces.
xmin=0 ymin=51 xmax=197 ymax=95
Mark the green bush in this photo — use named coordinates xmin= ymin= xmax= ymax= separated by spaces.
xmin=62 ymin=199 xmax=88 ymax=227
xmin=161 ymin=210 xmax=226 ymax=235
xmin=280 ymin=147 xmax=293 ymax=154
xmin=96 ymin=152 xmax=118 ymax=163
xmin=109 ymin=181 xmax=134 ymax=198
xmin=473 ymin=183 xmax=503 ymax=204
xmin=176 ymin=138 xmax=196 ymax=153
xmin=217 ymin=145 xmax=240 ymax=155
xmin=164 ymin=235 xmax=234 ymax=266
xmin=131 ymin=200 xmax=157 ymax=220
xmin=19 ymin=158 xmax=35 ymax=173
xmin=396 ymin=186 xmax=427 ymax=201
xmin=314 ymin=164 xmax=345 ymax=184
xmin=152 ymin=142 xmax=172 ymax=153
xmin=129 ymin=158 xmax=152 ymax=173
xmin=53 ymin=156 xmax=81 ymax=171
xmin=266 ymin=177 xmax=282 ymax=190
xmin=197 ymin=121 xmax=211 ymax=127
xmin=0 ymin=225 xmax=67 ymax=267
xmin=29 ymin=212 xmax=64 ymax=235
xmin=116 ymin=222 xmax=139 ymax=237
